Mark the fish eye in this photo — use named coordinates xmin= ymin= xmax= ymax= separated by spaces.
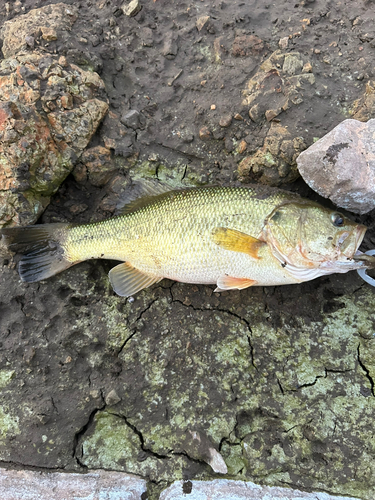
xmin=330 ymin=212 xmax=345 ymax=227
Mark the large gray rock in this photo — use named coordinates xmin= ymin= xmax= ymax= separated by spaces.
xmin=297 ymin=119 xmax=375 ymax=214
xmin=0 ymin=469 xmax=146 ymax=500
xmin=160 ymin=479 xmax=360 ymax=500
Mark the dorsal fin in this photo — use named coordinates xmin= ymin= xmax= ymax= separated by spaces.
xmin=115 ymin=179 xmax=177 ymax=215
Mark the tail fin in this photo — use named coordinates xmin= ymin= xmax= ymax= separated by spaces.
xmin=1 ymin=223 xmax=73 ymax=282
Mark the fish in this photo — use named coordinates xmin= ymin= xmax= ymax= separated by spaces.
xmin=1 ymin=183 xmax=373 ymax=297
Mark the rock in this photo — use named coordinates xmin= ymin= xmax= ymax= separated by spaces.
xmin=238 ymin=123 xmax=305 ymax=186
xmin=0 ymin=53 xmax=108 ymax=227
xmin=296 ymin=118 xmax=375 ymax=214
xmin=232 ymin=35 xmax=264 ymax=57
xmin=242 ymin=50 xmax=315 ymax=122
xmin=0 ymin=469 xmax=146 ymax=499
xmin=219 ymin=114 xmax=232 ymax=128
xmin=122 ymin=0 xmax=142 ymax=17
xmin=199 ymin=126 xmax=211 ymax=140
xmin=160 ymin=479 xmax=359 ymax=500
xmin=162 ymin=32 xmax=179 ymax=59
xmin=41 ymin=27 xmax=58 ymax=41
xmin=80 ymin=146 xmax=117 ymax=187
xmin=351 ymin=81 xmax=375 ymax=122
xmin=196 ymin=16 xmax=210 ymax=32
xmin=278 ymin=36 xmax=289 ymax=49
xmin=180 ymin=430 xmax=227 ymax=474
xmin=0 ymin=3 xmax=78 ymax=58
xmin=121 ymin=109 xmax=142 ymax=129
xmin=105 ymin=389 xmax=122 ymax=406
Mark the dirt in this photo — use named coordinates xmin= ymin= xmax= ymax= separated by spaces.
xmin=1 ymin=1 xmax=375 ymax=499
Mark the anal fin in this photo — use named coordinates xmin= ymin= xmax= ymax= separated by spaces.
xmin=109 ymin=262 xmax=162 ymax=297
xmin=212 ymin=227 xmax=265 ymax=259
xmin=215 ymin=275 xmax=257 ymax=292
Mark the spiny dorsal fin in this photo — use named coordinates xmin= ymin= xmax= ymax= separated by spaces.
xmin=215 ymin=275 xmax=257 ymax=292
xmin=115 ymin=179 xmax=177 ymax=215
xmin=108 ymin=262 xmax=162 ymax=297
xmin=212 ymin=227 xmax=266 ymax=259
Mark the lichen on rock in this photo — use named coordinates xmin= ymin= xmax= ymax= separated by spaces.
xmin=242 ymin=50 xmax=315 ymax=123
xmin=238 ymin=123 xmax=305 ymax=186
xmin=0 ymin=53 xmax=108 ymax=227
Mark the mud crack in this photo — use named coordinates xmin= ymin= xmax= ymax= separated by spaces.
xmin=357 ymin=344 xmax=375 ymax=397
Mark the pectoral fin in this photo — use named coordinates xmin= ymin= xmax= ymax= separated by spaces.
xmin=215 ymin=275 xmax=257 ymax=292
xmin=109 ymin=263 xmax=162 ymax=297
xmin=212 ymin=227 xmax=265 ymax=259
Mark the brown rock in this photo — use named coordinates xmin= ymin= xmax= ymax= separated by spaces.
xmin=297 ymin=118 xmax=375 ymax=214
xmin=351 ymin=81 xmax=375 ymax=122
xmin=199 ymin=126 xmax=211 ymax=140
xmin=0 ymin=53 xmax=108 ymax=227
xmin=237 ymin=140 xmax=247 ymax=154
xmin=196 ymin=16 xmax=210 ymax=32
xmin=232 ymin=35 xmax=264 ymax=57
xmin=219 ymin=114 xmax=232 ymax=128
xmin=41 ymin=27 xmax=57 ymax=41
xmin=242 ymin=50 xmax=315 ymax=122
xmin=0 ymin=3 xmax=78 ymax=58
xmin=81 ymin=146 xmax=117 ymax=187
xmin=238 ymin=123 xmax=305 ymax=186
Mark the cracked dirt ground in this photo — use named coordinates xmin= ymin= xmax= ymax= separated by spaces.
xmin=1 ymin=0 xmax=375 ymax=499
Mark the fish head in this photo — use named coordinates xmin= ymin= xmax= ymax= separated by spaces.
xmin=263 ymin=202 xmax=367 ymax=278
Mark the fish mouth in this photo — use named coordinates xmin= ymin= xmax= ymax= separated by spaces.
xmin=340 ymin=224 xmax=367 ymax=259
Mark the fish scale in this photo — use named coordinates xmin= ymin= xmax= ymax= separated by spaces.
xmin=65 ymin=186 xmax=292 ymax=284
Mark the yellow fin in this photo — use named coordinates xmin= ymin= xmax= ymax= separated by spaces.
xmin=108 ymin=262 xmax=162 ymax=297
xmin=215 ymin=275 xmax=257 ymax=291
xmin=212 ymin=227 xmax=265 ymax=259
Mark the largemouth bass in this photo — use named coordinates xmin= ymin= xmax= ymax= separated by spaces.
xmin=1 ymin=184 xmax=372 ymax=297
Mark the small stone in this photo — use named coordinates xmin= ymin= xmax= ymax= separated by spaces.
xmin=120 ymin=109 xmax=141 ymax=129
xmin=103 ymin=136 xmax=117 ymax=149
xmin=278 ymin=36 xmax=289 ymax=49
xmin=232 ymin=35 xmax=264 ymax=57
xmin=41 ymin=27 xmax=57 ymax=41
xmin=199 ymin=126 xmax=211 ymax=140
xmin=265 ymin=109 xmax=279 ymax=121
xmin=234 ymin=113 xmax=243 ymax=121
xmin=210 ymin=104 xmax=216 ymax=110
xmin=25 ymin=35 xmax=34 ymax=48
xmin=302 ymin=62 xmax=313 ymax=73
xmin=200 ymin=80 xmax=207 ymax=86
xmin=105 ymin=389 xmax=121 ymax=406
xmin=162 ymin=32 xmax=178 ymax=58
xmin=297 ymin=118 xmax=375 ymax=214
xmin=237 ymin=140 xmax=247 ymax=154
xmin=219 ymin=114 xmax=232 ymax=128
xmin=122 ymin=0 xmax=141 ymax=17
xmin=196 ymin=15 xmax=210 ymax=32
xmin=58 ymin=55 xmax=68 ymax=67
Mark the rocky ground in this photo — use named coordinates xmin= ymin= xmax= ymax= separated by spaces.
xmin=1 ymin=1 xmax=375 ymax=499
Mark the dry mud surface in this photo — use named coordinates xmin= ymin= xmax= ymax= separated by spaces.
xmin=1 ymin=1 xmax=375 ymax=499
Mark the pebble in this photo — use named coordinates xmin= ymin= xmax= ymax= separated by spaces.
xmin=120 ymin=109 xmax=141 ymax=129
xmin=196 ymin=15 xmax=210 ymax=32
xmin=278 ymin=36 xmax=289 ymax=49
xmin=237 ymin=140 xmax=247 ymax=154
xmin=122 ymin=0 xmax=141 ymax=17
xmin=297 ymin=118 xmax=375 ymax=214
xmin=219 ymin=114 xmax=232 ymax=128
xmin=105 ymin=389 xmax=122 ymax=406
xmin=199 ymin=126 xmax=211 ymax=140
